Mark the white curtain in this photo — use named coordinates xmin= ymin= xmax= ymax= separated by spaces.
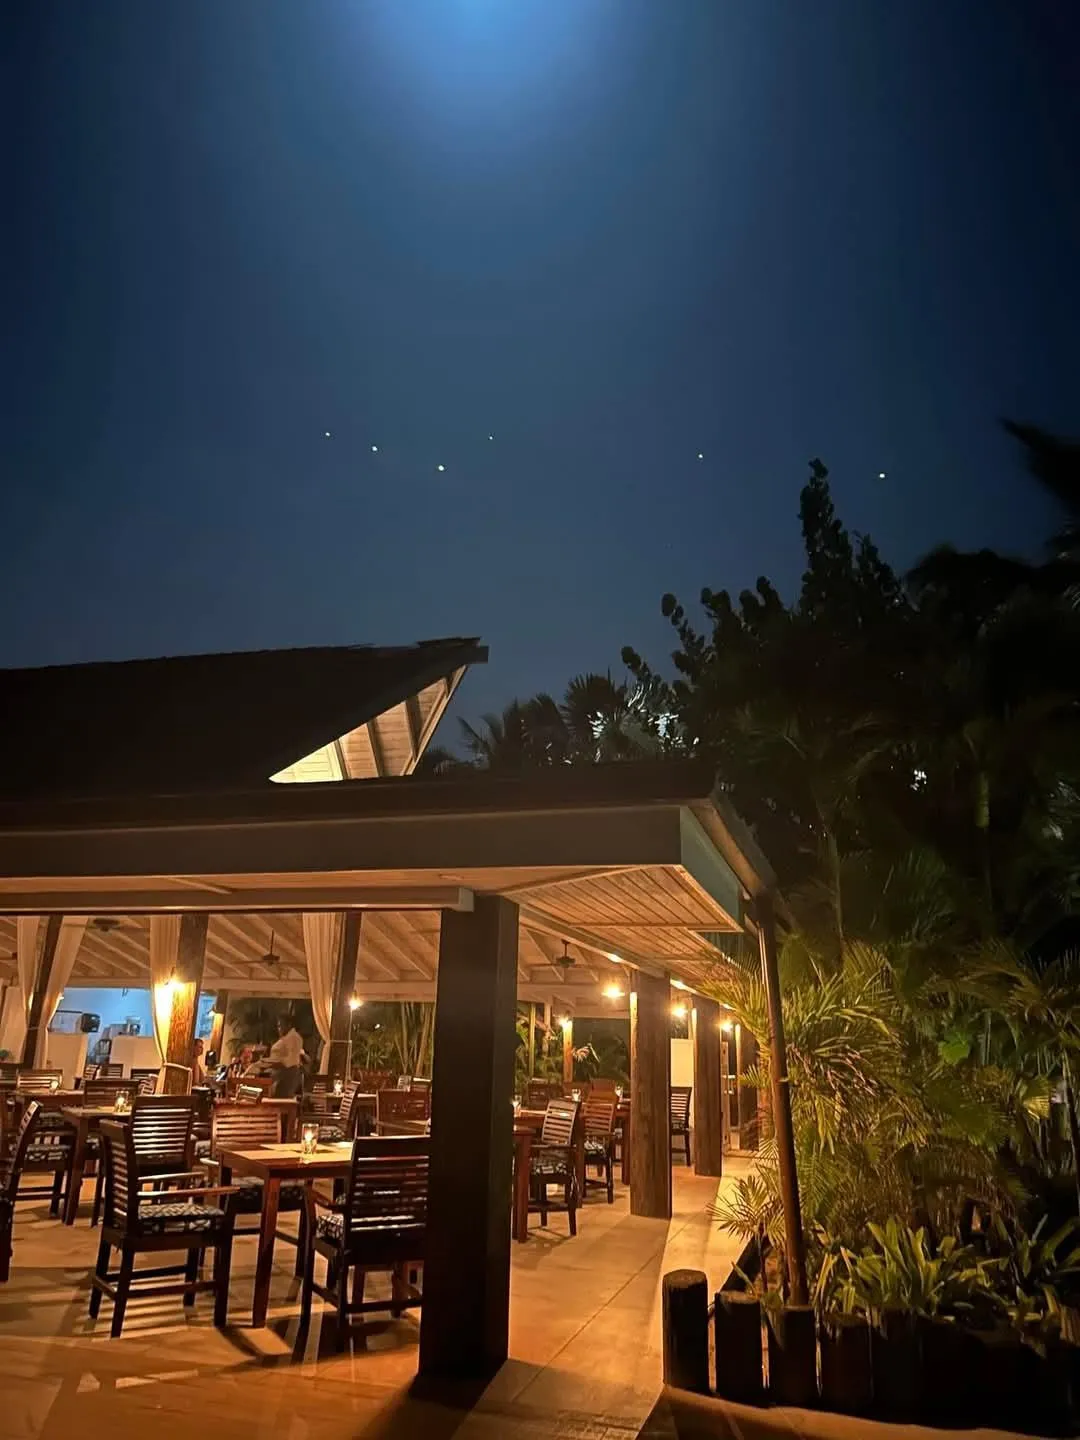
xmin=149 ymin=915 xmax=182 ymax=1063
xmin=36 ymin=917 xmax=89 ymax=1066
xmin=0 ymin=917 xmax=42 ymax=1061
xmin=303 ymin=912 xmax=341 ymax=1072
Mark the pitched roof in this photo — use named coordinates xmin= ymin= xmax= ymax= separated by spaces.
xmin=0 ymin=638 xmax=485 ymax=801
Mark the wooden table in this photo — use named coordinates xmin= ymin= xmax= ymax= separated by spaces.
xmin=217 ymin=1141 xmax=354 ymax=1328
xmin=59 ymin=1105 xmax=133 ymax=1225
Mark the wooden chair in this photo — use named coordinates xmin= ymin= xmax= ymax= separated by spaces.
xmin=0 ymin=1063 xmax=19 ymax=1083
xmin=136 ymin=1074 xmax=158 ymax=1096
xmin=301 ymin=1136 xmax=429 ymax=1343
xmin=130 ymin=1066 xmax=160 ymax=1086
xmin=15 ymin=1070 xmax=63 ymax=1094
xmin=203 ymin=1103 xmax=306 ymax=1238
xmin=90 ymin=1119 xmax=238 ymax=1336
xmin=317 ymin=1080 xmax=363 ymax=1142
xmin=356 ymin=1069 xmax=395 ymax=1093
xmin=92 ymin=1095 xmax=196 ymax=1226
xmin=97 ymin=1063 xmax=124 ymax=1080
xmin=157 ymin=1063 xmax=192 ymax=1095
xmin=9 ymin=1095 xmax=74 ymax=1212
xmin=376 ymin=1088 xmax=430 ymax=1135
xmin=84 ymin=1078 xmax=140 ymax=1107
xmin=582 ymin=1097 xmax=617 ymax=1204
xmin=670 ymin=1086 xmax=693 ymax=1166
xmin=529 ymin=1098 xmax=581 ymax=1235
xmin=524 ymin=1078 xmax=563 ymax=1109
xmin=0 ymin=1100 xmax=41 ymax=1280
xmin=234 ymin=1082 xmax=265 ymax=1103
xmin=81 ymin=1064 xmax=101 ymax=1084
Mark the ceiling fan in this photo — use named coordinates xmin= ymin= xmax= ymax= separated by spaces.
xmin=260 ymin=929 xmax=282 ymax=968
xmin=554 ymin=940 xmax=577 ymax=979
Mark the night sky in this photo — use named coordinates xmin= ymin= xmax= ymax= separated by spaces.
xmin=5 ymin=2 xmax=1079 ymax=719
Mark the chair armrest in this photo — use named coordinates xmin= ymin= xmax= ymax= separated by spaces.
xmin=138 ymin=1171 xmax=207 ymax=1188
xmin=140 ymin=1185 xmax=241 ymax=1203
xmin=311 ymin=1187 xmax=343 ymax=1211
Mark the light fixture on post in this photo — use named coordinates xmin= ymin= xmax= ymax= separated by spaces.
xmin=602 ymin=982 xmax=625 ymax=1001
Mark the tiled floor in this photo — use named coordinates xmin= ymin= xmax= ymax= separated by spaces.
xmin=0 ymin=1159 xmax=752 ymax=1440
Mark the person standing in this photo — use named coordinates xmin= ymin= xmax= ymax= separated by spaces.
xmin=267 ymin=1016 xmax=305 ymax=1098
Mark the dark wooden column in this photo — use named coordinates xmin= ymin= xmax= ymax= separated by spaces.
xmin=561 ymin=1014 xmax=574 ymax=1088
xmin=757 ymin=894 xmax=807 ymax=1304
xmin=629 ymin=968 xmax=672 ymax=1219
xmin=420 ymin=895 xmax=518 ymax=1382
xmin=164 ymin=913 xmax=209 ymax=1089
xmin=327 ymin=912 xmax=361 ymax=1082
xmin=691 ymin=997 xmax=723 ymax=1177
xmin=21 ymin=915 xmax=61 ymax=1067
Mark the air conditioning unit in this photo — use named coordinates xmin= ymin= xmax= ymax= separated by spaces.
xmin=79 ymin=1013 xmax=101 ymax=1034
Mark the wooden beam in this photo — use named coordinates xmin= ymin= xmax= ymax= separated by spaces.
xmin=756 ymin=894 xmax=807 ymax=1304
xmin=366 ymin=719 xmax=387 ymax=778
xmin=20 ymin=914 xmax=61 ymax=1067
xmin=0 ymin=885 xmax=477 ymax=915
xmin=405 ymin=693 xmax=423 ymax=769
xmin=420 ymin=896 xmax=518 ymax=1381
xmin=327 ymin=912 xmax=361 ymax=1081
xmin=629 ymin=968 xmax=672 ymax=1219
xmin=163 ymin=912 xmax=209 ymax=1090
xmin=691 ymin=997 xmax=723 ymax=1178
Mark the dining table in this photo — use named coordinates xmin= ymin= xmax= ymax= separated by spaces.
xmin=216 ymin=1140 xmax=354 ymax=1328
xmin=59 ymin=1104 xmax=135 ymax=1225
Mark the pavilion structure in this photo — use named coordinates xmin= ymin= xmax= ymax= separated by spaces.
xmin=0 ymin=638 xmax=791 ymax=1378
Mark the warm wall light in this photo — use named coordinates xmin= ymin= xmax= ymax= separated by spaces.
xmin=721 ymin=1020 xmax=734 ymax=1032
xmin=557 ymin=1015 xmax=572 ymax=1032
xmin=348 ymin=996 xmax=363 ymax=1010
xmin=671 ymin=1004 xmax=688 ymax=1020
xmin=602 ymin=983 xmax=625 ymax=1000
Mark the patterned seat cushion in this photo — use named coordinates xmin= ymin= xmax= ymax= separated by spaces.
xmin=194 ymin=1138 xmax=212 ymax=1161
xmin=315 ymin=1210 xmax=345 ymax=1242
xmin=317 ymin=1124 xmax=346 ymax=1143
xmin=231 ymin=1175 xmax=306 ymax=1214
xmin=584 ymin=1137 xmax=610 ymax=1158
xmin=314 ymin=1211 xmax=424 ymax=1246
xmin=138 ymin=1200 xmax=226 ymax=1233
xmin=24 ymin=1142 xmax=70 ymax=1166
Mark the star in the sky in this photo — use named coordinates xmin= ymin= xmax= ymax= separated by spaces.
xmin=488 ymin=434 xmax=494 ymax=441
xmin=878 ymin=471 xmax=886 ymax=480
xmin=697 ymin=452 xmax=704 ymax=460
xmin=324 ymin=431 xmax=331 ymax=438
xmin=436 ymin=464 xmax=445 ymax=472
xmin=371 ymin=444 xmax=378 ymax=453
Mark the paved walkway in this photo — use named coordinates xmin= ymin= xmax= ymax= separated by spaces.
xmin=1 ymin=1160 xmax=751 ymax=1440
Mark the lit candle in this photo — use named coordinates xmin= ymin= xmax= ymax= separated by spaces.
xmin=300 ymin=1122 xmax=319 ymax=1157
xmin=332 ymin=1078 xmax=344 ymax=1098
xmin=571 ymin=1089 xmax=582 ymax=1103
xmin=114 ymin=1091 xmax=131 ymax=1115
xmin=49 ymin=1078 xmax=60 ymax=1092
xmin=615 ymin=1085 xmax=624 ymax=1101
xmin=512 ymin=1097 xmax=521 ymax=1116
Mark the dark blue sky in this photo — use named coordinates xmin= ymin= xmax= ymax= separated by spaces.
xmin=5 ymin=1 xmax=1078 ymax=720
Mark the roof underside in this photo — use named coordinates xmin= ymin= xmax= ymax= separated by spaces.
xmin=0 ymin=762 xmax=768 ymax=1007
xmin=0 ymin=638 xmax=484 ymax=799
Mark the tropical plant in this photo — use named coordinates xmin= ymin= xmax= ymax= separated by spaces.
xmin=814 ymin=1220 xmax=999 ymax=1321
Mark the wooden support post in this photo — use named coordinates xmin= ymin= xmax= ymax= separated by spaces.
xmin=757 ymin=894 xmax=808 ymax=1305
xmin=526 ymin=999 xmax=536 ymax=1078
xmin=629 ymin=968 xmax=671 ymax=1219
xmin=163 ymin=913 xmax=208 ymax=1090
xmin=327 ymin=912 xmax=361 ymax=1082
xmin=20 ymin=915 xmax=61 ymax=1068
xmin=662 ymin=1269 xmax=710 ymax=1393
xmin=561 ymin=1014 xmax=574 ymax=1088
xmin=691 ymin=997 xmax=723 ymax=1177
xmin=420 ymin=896 xmax=518 ymax=1382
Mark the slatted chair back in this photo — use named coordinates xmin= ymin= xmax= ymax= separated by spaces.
xmin=98 ymin=1119 xmax=140 ymax=1233
xmin=583 ymin=1096 xmax=616 ymax=1139
xmin=157 ymin=1063 xmax=192 ymax=1095
xmin=84 ymin=1078 xmax=139 ymax=1108
xmin=376 ymin=1088 xmax=430 ymax=1130
xmin=81 ymin=1064 xmax=101 ymax=1084
xmin=130 ymin=1067 xmax=160 ymax=1086
xmin=235 ymin=1083 xmax=265 ymax=1103
xmin=136 ymin=1073 xmax=158 ymax=1096
xmin=356 ymin=1069 xmax=395 ymax=1093
xmin=587 ymin=1076 xmax=618 ymax=1095
xmin=130 ymin=1095 xmax=195 ymax=1169
xmin=541 ymin=1097 xmax=579 ymax=1147
xmin=342 ymin=1137 xmax=429 ymax=1240
xmin=407 ymin=1076 xmax=431 ymax=1093
xmin=0 ymin=1062 xmax=19 ymax=1082
xmin=210 ymin=1102 xmax=283 ymax=1157
xmin=670 ymin=1085 xmax=693 ymax=1132
xmin=338 ymin=1079 xmax=361 ymax=1128
xmin=307 ymin=1077 xmax=331 ymax=1116
xmin=15 ymin=1070 xmax=63 ymax=1094
xmin=98 ymin=1063 xmax=124 ymax=1080
xmin=524 ymin=1078 xmax=563 ymax=1109
xmin=1 ymin=1100 xmax=41 ymax=1207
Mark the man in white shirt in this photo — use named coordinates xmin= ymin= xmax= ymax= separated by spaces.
xmin=267 ymin=1017 xmax=306 ymax=1098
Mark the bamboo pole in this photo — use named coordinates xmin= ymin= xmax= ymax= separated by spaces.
xmin=756 ymin=893 xmax=808 ymax=1304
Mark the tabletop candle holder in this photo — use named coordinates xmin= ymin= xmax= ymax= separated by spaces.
xmin=332 ymin=1078 xmax=344 ymax=1099
xmin=571 ymin=1088 xmax=582 ymax=1103
xmin=615 ymin=1085 xmax=624 ymax=1101
xmin=49 ymin=1078 xmax=60 ymax=1092
xmin=300 ymin=1121 xmax=319 ymax=1157
xmin=114 ymin=1091 xmax=132 ymax=1115
xmin=512 ymin=1097 xmax=521 ymax=1116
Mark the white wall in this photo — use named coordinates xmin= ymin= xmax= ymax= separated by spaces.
xmin=671 ymin=1036 xmax=695 ymax=1127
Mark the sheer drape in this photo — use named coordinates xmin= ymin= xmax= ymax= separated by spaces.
xmin=0 ymin=917 xmax=42 ymax=1060
xmin=302 ymin=912 xmax=341 ymax=1072
xmin=35 ymin=916 xmax=89 ymax=1065
xmin=149 ymin=915 xmax=182 ymax=1063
